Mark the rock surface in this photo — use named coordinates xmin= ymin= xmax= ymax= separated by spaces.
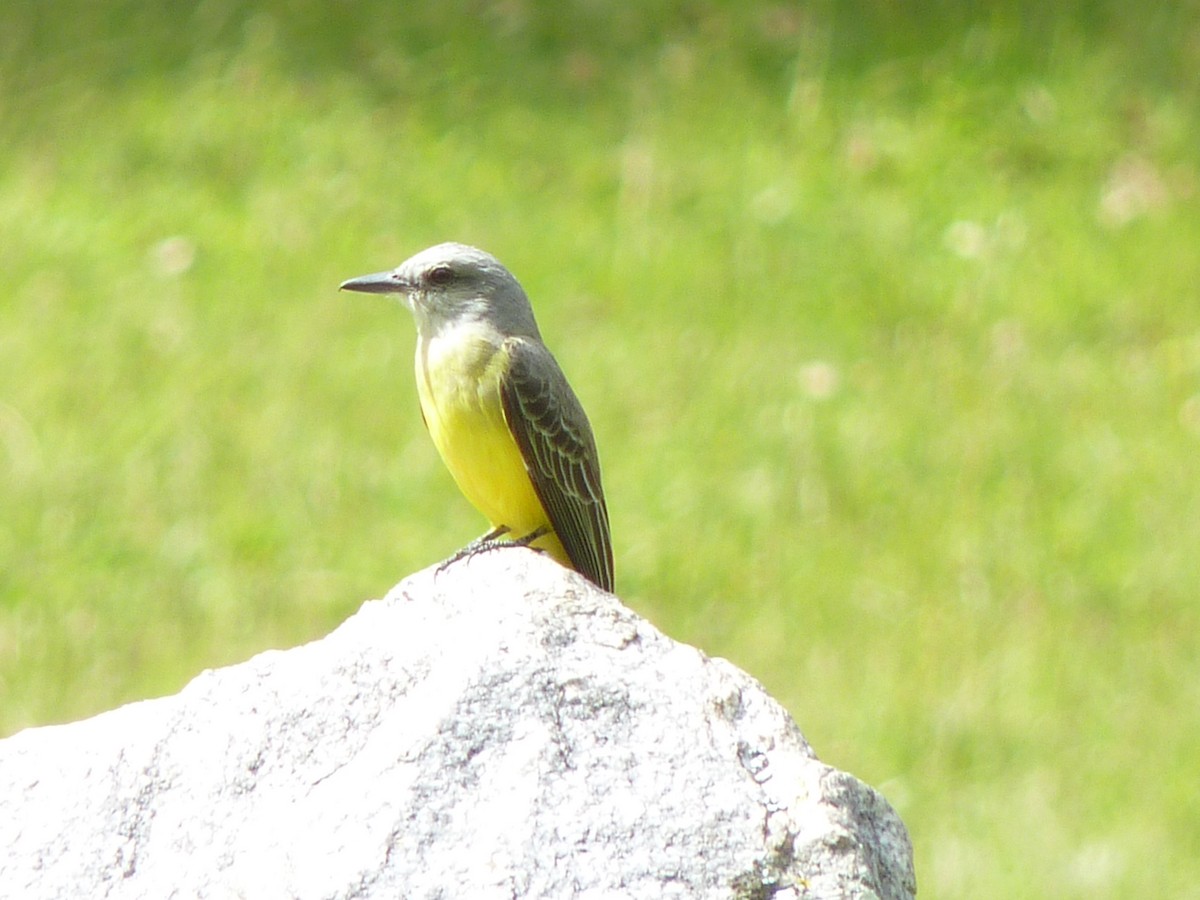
xmin=0 ymin=550 xmax=915 ymax=899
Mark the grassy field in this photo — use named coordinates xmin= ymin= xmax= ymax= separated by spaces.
xmin=2 ymin=1 xmax=1199 ymax=895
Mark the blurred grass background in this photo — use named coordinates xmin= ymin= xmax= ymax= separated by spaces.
xmin=2 ymin=0 xmax=1199 ymax=895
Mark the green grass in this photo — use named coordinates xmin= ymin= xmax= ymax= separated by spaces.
xmin=3 ymin=2 xmax=1199 ymax=896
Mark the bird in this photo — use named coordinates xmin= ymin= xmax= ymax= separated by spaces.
xmin=340 ymin=242 xmax=613 ymax=592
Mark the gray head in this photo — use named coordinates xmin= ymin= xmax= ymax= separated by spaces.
xmin=340 ymin=242 xmax=542 ymax=340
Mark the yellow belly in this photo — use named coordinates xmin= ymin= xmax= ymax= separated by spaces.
xmin=415 ymin=328 xmax=567 ymax=565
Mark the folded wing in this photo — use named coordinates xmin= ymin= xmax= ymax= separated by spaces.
xmin=500 ymin=337 xmax=614 ymax=592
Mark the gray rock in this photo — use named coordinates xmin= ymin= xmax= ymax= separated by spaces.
xmin=0 ymin=550 xmax=915 ymax=899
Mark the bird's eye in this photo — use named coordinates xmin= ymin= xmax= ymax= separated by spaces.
xmin=427 ymin=265 xmax=454 ymax=286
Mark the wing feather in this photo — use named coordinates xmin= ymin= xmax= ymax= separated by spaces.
xmin=500 ymin=337 xmax=614 ymax=591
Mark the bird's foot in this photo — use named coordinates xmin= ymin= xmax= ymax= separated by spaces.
xmin=435 ymin=525 xmax=550 ymax=576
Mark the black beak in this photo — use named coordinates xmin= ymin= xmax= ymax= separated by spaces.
xmin=339 ymin=271 xmax=407 ymax=294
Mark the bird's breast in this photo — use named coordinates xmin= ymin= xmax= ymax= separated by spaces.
xmin=413 ymin=324 xmax=548 ymax=537
xmin=416 ymin=325 xmax=507 ymax=427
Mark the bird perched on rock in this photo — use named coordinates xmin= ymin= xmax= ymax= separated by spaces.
xmin=341 ymin=243 xmax=613 ymax=592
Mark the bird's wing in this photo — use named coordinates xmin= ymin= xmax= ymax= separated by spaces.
xmin=500 ymin=336 xmax=614 ymax=592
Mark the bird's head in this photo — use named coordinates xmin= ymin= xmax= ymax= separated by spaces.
xmin=340 ymin=242 xmax=541 ymax=339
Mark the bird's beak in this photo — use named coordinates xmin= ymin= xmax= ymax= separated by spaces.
xmin=339 ymin=271 xmax=407 ymax=295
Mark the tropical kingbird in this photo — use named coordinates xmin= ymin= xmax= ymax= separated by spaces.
xmin=340 ymin=243 xmax=613 ymax=592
